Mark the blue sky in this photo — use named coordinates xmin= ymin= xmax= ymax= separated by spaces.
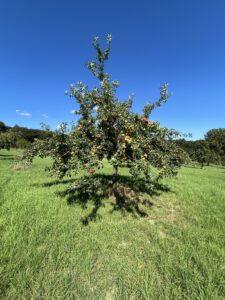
xmin=1 ymin=0 xmax=225 ymax=139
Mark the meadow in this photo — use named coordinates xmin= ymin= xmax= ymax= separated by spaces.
xmin=0 ymin=149 xmax=225 ymax=299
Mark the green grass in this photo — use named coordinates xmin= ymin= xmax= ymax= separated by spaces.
xmin=0 ymin=149 xmax=225 ymax=299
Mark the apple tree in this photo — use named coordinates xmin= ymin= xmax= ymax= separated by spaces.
xmin=25 ymin=35 xmax=187 ymax=202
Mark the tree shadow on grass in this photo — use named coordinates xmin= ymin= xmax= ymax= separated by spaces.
xmin=35 ymin=178 xmax=76 ymax=187
xmin=0 ymin=153 xmax=16 ymax=160
xmin=55 ymin=174 xmax=171 ymax=225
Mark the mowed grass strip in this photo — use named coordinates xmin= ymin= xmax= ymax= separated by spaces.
xmin=0 ymin=149 xmax=225 ymax=299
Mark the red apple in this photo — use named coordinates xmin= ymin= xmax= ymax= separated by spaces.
xmin=143 ymin=117 xmax=148 ymax=123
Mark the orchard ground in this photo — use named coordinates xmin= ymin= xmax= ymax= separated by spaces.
xmin=0 ymin=149 xmax=225 ymax=299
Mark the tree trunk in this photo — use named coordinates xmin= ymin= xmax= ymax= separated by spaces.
xmin=201 ymin=162 xmax=204 ymax=169
xmin=113 ymin=165 xmax=118 ymax=182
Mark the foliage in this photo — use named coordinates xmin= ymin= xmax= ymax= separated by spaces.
xmin=0 ymin=132 xmax=11 ymax=150
xmin=176 ymin=131 xmax=225 ymax=167
xmin=0 ymin=121 xmax=8 ymax=132
xmin=25 ymin=123 xmax=74 ymax=177
xmin=191 ymin=140 xmax=211 ymax=168
xmin=0 ymin=122 xmax=52 ymax=150
xmin=0 ymin=130 xmax=28 ymax=150
xmin=176 ymin=139 xmax=211 ymax=167
xmin=205 ymin=128 xmax=225 ymax=165
xmin=10 ymin=124 xmax=52 ymax=143
xmin=25 ymin=35 xmax=187 ymax=199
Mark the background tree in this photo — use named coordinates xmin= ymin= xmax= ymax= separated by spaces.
xmin=0 ymin=121 xmax=7 ymax=132
xmin=0 ymin=132 xmax=11 ymax=150
xmin=205 ymin=129 xmax=225 ymax=165
xmin=0 ymin=130 xmax=23 ymax=150
xmin=176 ymin=139 xmax=214 ymax=167
xmin=10 ymin=125 xmax=52 ymax=143
xmin=176 ymin=129 xmax=225 ymax=167
xmin=25 ymin=35 xmax=187 ymax=204
xmin=0 ymin=121 xmax=53 ymax=150
xmin=192 ymin=140 xmax=211 ymax=168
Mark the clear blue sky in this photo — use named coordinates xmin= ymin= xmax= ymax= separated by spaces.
xmin=1 ymin=0 xmax=225 ymax=139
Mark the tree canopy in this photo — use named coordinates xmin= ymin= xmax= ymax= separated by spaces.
xmin=25 ymin=35 xmax=187 ymax=204
xmin=205 ymin=129 xmax=225 ymax=164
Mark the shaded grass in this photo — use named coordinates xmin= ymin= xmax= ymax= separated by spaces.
xmin=0 ymin=149 xmax=225 ymax=299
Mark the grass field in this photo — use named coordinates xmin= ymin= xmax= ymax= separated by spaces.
xmin=0 ymin=149 xmax=225 ymax=299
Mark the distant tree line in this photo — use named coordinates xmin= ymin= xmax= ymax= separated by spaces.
xmin=176 ymin=129 xmax=225 ymax=167
xmin=0 ymin=121 xmax=52 ymax=150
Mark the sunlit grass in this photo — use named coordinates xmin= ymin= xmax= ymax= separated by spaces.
xmin=0 ymin=149 xmax=225 ymax=299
